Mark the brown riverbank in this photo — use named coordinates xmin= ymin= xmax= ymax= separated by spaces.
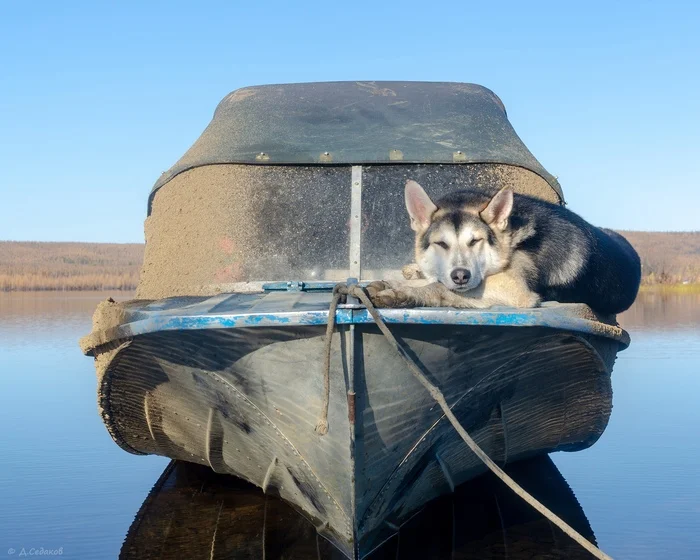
xmin=1 ymin=232 xmax=699 ymax=291
xmin=638 ymin=283 xmax=700 ymax=294
xmin=618 ymin=230 xmax=700 ymax=285
xmin=0 ymin=241 xmax=142 ymax=291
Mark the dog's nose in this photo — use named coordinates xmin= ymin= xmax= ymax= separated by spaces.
xmin=451 ymin=268 xmax=471 ymax=285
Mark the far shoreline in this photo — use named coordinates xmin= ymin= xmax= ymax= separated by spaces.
xmin=638 ymin=283 xmax=700 ymax=294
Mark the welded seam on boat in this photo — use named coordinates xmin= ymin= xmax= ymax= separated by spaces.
xmin=359 ymin=507 xmax=425 ymax=560
xmin=316 ymin=533 xmax=352 ymax=560
xmin=207 ymin=370 xmax=351 ymax=530
xmin=144 ymin=389 xmax=190 ymax=458
xmin=143 ymin=393 xmax=158 ymax=443
xmin=205 ymin=407 xmax=228 ymax=473
xmin=359 ymin=528 xmax=398 ymax=559
xmin=261 ymin=456 xmax=278 ymax=493
xmin=362 ymin=337 xmax=555 ymax=522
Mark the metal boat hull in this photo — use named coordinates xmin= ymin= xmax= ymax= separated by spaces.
xmin=82 ymin=293 xmax=625 ymax=558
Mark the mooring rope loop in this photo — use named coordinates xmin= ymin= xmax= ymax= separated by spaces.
xmin=317 ymin=282 xmax=613 ymax=560
xmin=314 ymin=284 xmax=345 ymax=436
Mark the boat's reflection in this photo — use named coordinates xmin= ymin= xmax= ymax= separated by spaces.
xmin=121 ymin=455 xmax=597 ymax=559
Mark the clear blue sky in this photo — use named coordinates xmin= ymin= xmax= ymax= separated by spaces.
xmin=1 ymin=1 xmax=698 ymax=242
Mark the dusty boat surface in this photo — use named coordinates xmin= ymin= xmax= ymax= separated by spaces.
xmin=81 ymin=81 xmax=630 ymax=559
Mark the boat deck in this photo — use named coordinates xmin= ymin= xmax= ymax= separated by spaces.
xmin=80 ymin=291 xmax=628 ymax=355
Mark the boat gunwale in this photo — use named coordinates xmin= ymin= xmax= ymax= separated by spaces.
xmin=81 ymin=301 xmax=630 ymax=356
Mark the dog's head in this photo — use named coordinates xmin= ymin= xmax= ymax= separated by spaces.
xmin=405 ymin=180 xmax=514 ymax=291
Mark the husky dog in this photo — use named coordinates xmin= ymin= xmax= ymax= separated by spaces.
xmin=367 ymin=180 xmax=641 ymax=315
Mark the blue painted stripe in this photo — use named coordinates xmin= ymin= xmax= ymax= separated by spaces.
xmin=94 ymin=306 xmax=628 ymax=353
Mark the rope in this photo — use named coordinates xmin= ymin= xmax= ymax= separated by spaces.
xmin=314 ymin=284 xmax=345 ymax=435
xmin=317 ymin=282 xmax=613 ymax=560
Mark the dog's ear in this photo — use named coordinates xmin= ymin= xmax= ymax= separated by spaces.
xmin=405 ymin=180 xmax=437 ymax=232
xmin=481 ymin=187 xmax=513 ymax=231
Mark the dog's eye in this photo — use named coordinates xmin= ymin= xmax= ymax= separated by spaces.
xmin=434 ymin=241 xmax=450 ymax=250
xmin=469 ymin=238 xmax=483 ymax=247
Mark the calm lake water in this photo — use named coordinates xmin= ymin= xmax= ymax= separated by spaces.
xmin=0 ymin=290 xmax=698 ymax=559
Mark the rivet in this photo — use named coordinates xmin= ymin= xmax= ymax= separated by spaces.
xmin=389 ymin=149 xmax=404 ymax=161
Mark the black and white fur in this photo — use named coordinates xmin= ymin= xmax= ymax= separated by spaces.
xmin=367 ymin=180 xmax=641 ymax=315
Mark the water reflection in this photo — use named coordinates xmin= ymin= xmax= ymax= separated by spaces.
xmin=619 ymin=290 xmax=700 ymax=330
xmin=0 ymin=290 xmax=133 ymax=348
xmin=121 ymin=455 xmax=596 ymax=560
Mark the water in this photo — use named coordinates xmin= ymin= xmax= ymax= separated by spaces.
xmin=554 ymin=292 xmax=700 ymax=559
xmin=0 ymin=291 xmax=698 ymax=559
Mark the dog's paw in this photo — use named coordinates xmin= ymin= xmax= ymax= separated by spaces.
xmin=374 ymin=289 xmax=403 ymax=308
xmin=366 ymin=281 xmax=395 ymax=307
xmin=365 ymin=280 xmax=392 ymax=297
xmin=365 ymin=282 xmax=416 ymax=308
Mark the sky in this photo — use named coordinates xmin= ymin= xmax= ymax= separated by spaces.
xmin=1 ymin=0 xmax=698 ymax=243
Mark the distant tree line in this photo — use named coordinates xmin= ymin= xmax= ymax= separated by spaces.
xmin=0 ymin=242 xmax=142 ymax=291
xmin=1 ymin=233 xmax=699 ymax=291
xmin=617 ymin=231 xmax=700 ymax=285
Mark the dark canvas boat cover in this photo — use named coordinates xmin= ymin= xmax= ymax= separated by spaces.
xmin=151 ymin=81 xmax=561 ymax=199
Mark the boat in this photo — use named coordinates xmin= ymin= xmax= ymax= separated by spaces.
xmin=120 ymin=455 xmax=598 ymax=559
xmin=80 ymin=81 xmax=630 ymax=559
